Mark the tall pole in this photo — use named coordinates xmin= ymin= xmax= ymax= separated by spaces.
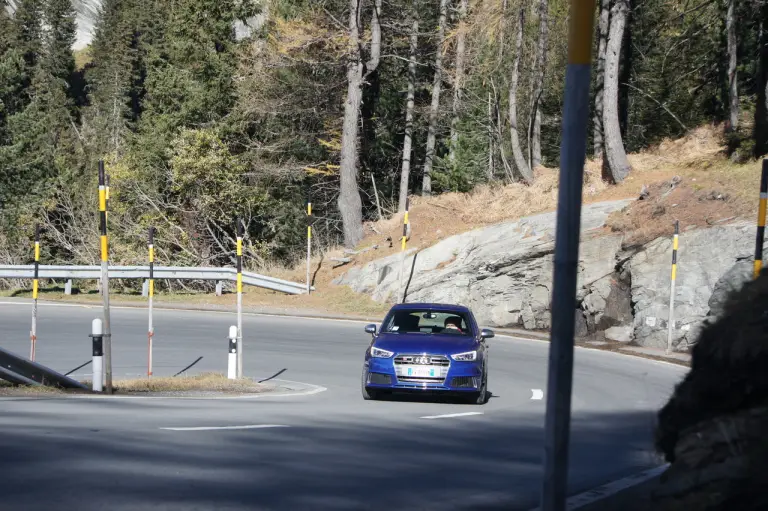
xmin=754 ymin=159 xmax=768 ymax=279
xmin=306 ymin=191 xmax=312 ymax=294
xmin=236 ymin=218 xmax=244 ymax=379
xmin=98 ymin=160 xmax=113 ymax=394
xmin=30 ymin=224 xmax=40 ymax=361
xmin=666 ymin=221 xmax=679 ymax=355
xmin=148 ymin=226 xmax=155 ymax=377
xmin=397 ymin=198 xmax=410 ymax=303
xmin=540 ymin=0 xmax=596 ymax=509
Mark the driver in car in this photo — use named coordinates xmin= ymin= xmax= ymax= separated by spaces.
xmin=443 ymin=316 xmax=463 ymax=333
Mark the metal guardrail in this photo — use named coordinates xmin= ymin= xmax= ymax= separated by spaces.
xmin=0 ymin=265 xmax=312 ymax=295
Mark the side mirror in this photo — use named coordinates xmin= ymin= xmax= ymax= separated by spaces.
xmin=365 ymin=324 xmax=377 ymax=335
xmin=480 ymin=328 xmax=495 ymax=339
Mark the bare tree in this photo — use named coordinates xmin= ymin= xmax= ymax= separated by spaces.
xmin=399 ymin=18 xmax=418 ymax=212
xmin=422 ymin=0 xmax=449 ymax=195
xmin=594 ymin=0 xmax=611 ymax=157
xmin=727 ymin=0 xmax=739 ymax=131
xmin=338 ymin=0 xmax=382 ymax=248
xmin=528 ymin=0 xmax=549 ymax=169
xmin=509 ymin=7 xmax=533 ymax=184
xmin=602 ymin=0 xmax=631 ymax=183
xmin=449 ymin=0 xmax=469 ymax=163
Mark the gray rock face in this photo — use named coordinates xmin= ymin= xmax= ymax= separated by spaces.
xmin=336 ymin=202 xmax=764 ymax=352
xmin=628 ymin=222 xmax=765 ymax=351
xmin=604 ymin=326 xmax=633 ymax=343
xmin=335 ymin=199 xmax=632 ymax=329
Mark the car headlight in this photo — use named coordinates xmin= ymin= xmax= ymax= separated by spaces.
xmin=451 ymin=351 xmax=477 ymax=361
xmin=370 ymin=346 xmax=394 ymax=358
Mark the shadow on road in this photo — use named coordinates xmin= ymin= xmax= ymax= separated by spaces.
xmin=0 ymin=405 xmax=664 ymax=511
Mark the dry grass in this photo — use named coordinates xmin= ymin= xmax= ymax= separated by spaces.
xmin=0 ymin=380 xmax=64 ymax=396
xmin=86 ymin=372 xmax=267 ymax=394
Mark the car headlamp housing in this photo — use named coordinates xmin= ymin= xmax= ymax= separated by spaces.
xmin=370 ymin=346 xmax=394 ymax=358
xmin=451 ymin=350 xmax=477 ymax=362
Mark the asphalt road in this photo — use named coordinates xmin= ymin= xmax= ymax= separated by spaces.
xmin=0 ymin=300 xmax=687 ymax=510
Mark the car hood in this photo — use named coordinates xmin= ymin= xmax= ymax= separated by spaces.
xmin=373 ymin=333 xmax=477 ymax=355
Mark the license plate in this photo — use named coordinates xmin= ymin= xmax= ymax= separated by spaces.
xmin=402 ymin=365 xmax=437 ymax=377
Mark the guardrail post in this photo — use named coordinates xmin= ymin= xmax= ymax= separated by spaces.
xmin=142 ymin=280 xmax=148 ymax=297
xmin=228 ymin=325 xmax=237 ymax=379
xmin=65 ymin=279 xmax=72 ymax=295
xmin=91 ymin=318 xmax=103 ymax=392
xmin=216 ymin=281 xmax=223 ymax=296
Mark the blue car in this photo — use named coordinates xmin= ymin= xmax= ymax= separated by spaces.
xmin=361 ymin=303 xmax=494 ymax=404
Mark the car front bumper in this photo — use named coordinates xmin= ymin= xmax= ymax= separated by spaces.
xmin=364 ymin=356 xmax=483 ymax=392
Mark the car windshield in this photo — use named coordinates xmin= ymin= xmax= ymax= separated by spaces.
xmin=382 ymin=310 xmax=472 ymax=336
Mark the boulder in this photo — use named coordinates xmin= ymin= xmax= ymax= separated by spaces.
xmin=604 ymin=326 xmax=633 ymax=343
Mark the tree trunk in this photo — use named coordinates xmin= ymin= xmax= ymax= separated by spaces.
xmin=602 ymin=0 xmax=631 ymax=183
xmin=399 ymin=18 xmax=418 ymax=212
xmin=449 ymin=0 xmax=468 ymax=163
xmin=338 ymin=0 xmax=381 ymax=248
xmin=488 ymin=90 xmax=495 ymax=180
xmin=726 ymin=0 xmax=738 ymax=131
xmin=756 ymin=4 xmax=768 ymax=157
xmin=422 ymin=0 xmax=449 ymax=195
xmin=509 ymin=7 xmax=533 ymax=184
xmin=618 ymin=0 xmax=632 ymax=139
xmin=594 ymin=0 xmax=610 ymax=158
xmin=528 ymin=0 xmax=548 ymax=169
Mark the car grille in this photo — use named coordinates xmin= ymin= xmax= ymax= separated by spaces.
xmin=393 ymin=354 xmax=450 ymax=384
xmin=367 ymin=372 xmax=392 ymax=385
xmin=451 ymin=376 xmax=477 ymax=388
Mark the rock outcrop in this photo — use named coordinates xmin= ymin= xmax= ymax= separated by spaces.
xmin=336 ymin=201 xmax=767 ymax=352
xmin=334 ymin=200 xmax=632 ymax=330
xmin=628 ymin=221 xmax=766 ymax=351
xmin=652 ymin=272 xmax=768 ymax=509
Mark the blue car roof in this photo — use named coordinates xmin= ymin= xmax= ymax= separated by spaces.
xmin=388 ymin=303 xmax=471 ymax=314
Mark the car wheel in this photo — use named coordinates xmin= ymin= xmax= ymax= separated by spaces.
xmin=468 ymin=364 xmax=488 ymax=405
xmin=361 ymin=367 xmax=379 ymax=400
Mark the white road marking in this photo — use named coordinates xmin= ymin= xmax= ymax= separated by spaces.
xmin=525 ymin=464 xmax=669 ymax=511
xmin=531 ymin=389 xmax=544 ymax=400
xmin=420 ymin=412 xmax=484 ymax=419
xmin=160 ymin=424 xmax=290 ymax=431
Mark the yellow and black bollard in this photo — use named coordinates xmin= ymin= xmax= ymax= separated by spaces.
xmin=236 ymin=218 xmax=243 ymax=378
xmin=306 ymin=194 xmax=312 ymax=294
xmin=98 ymin=160 xmax=113 ymax=393
xmin=666 ymin=221 xmax=679 ymax=355
xmin=754 ymin=159 xmax=767 ymax=279
xmin=147 ymin=226 xmax=155 ymax=377
xmin=30 ymin=224 xmax=40 ymax=361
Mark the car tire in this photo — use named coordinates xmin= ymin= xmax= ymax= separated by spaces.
xmin=361 ymin=367 xmax=379 ymax=400
xmin=468 ymin=364 xmax=488 ymax=405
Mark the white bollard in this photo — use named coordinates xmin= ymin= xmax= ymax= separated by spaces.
xmin=91 ymin=318 xmax=104 ymax=392
xmin=228 ymin=325 xmax=237 ymax=380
